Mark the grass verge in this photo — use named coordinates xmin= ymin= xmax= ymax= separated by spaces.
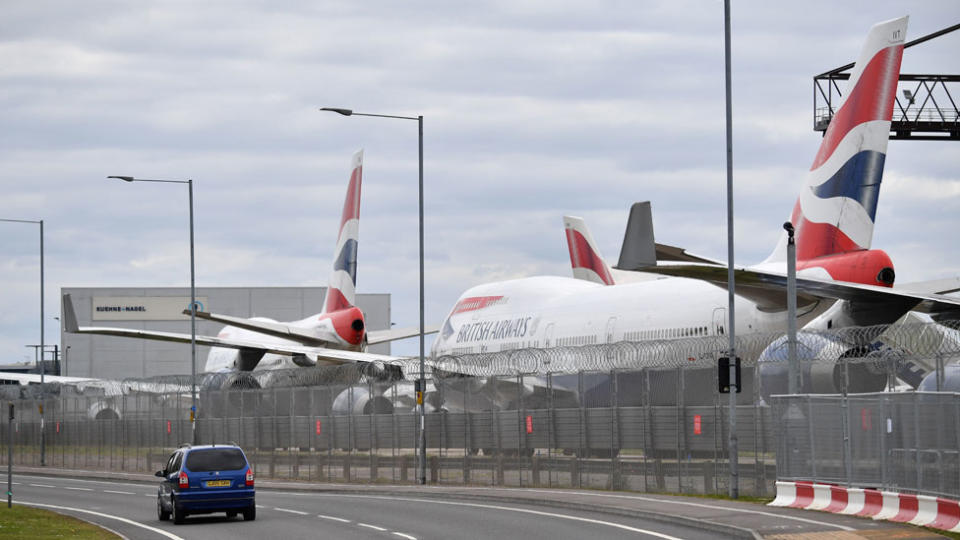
xmin=0 ymin=505 xmax=120 ymax=539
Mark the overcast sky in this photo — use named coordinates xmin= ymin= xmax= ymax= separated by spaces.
xmin=2 ymin=0 xmax=958 ymax=364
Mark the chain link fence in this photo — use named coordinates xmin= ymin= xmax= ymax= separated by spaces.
xmin=1 ymin=319 xmax=958 ymax=498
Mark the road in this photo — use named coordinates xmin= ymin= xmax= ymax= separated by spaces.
xmin=11 ymin=474 xmax=724 ymax=540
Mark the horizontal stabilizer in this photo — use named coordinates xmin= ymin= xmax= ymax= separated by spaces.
xmin=631 ymin=262 xmax=960 ymax=320
xmin=367 ymin=325 xmax=440 ymax=345
xmin=895 ymin=277 xmax=960 ymax=296
xmin=183 ymin=309 xmax=326 ymax=345
xmin=654 ymin=243 xmax=723 ymax=265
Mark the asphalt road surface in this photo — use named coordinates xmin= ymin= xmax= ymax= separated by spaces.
xmin=11 ymin=474 xmax=725 ymax=540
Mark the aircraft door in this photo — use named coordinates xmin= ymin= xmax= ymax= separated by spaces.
xmin=543 ymin=323 xmax=555 ymax=348
xmin=605 ymin=317 xmax=617 ymax=343
xmin=712 ymin=308 xmax=726 ymax=336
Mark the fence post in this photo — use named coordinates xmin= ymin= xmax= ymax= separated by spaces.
xmin=807 ymin=396 xmax=817 ymax=479
xmin=880 ymin=394 xmax=888 ymax=490
xmin=547 ymin=372 xmax=555 ymax=489
xmin=914 ymin=393 xmax=922 ymax=492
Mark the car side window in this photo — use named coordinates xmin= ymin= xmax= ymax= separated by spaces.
xmin=164 ymin=452 xmax=177 ymax=474
xmin=171 ymin=452 xmax=183 ymax=473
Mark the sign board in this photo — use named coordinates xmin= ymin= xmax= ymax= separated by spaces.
xmin=693 ymin=414 xmax=702 ymax=435
xmin=92 ymin=296 xmax=209 ymax=321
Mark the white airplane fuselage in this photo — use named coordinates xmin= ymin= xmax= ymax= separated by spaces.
xmin=432 ymin=274 xmax=829 ymax=358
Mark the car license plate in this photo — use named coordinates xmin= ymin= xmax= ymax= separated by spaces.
xmin=205 ymin=480 xmax=231 ymax=487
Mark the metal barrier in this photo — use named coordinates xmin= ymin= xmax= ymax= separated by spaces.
xmin=0 ymin=367 xmax=776 ymax=496
xmin=771 ymin=392 xmax=960 ymax=499
xmin=1 ymin=320 xmax=957 ymax=498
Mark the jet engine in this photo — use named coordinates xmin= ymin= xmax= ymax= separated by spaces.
xmin=759 ymin=333 xmax=888 ymax=396
xmin=331 ymin=386 xmax=394 ymax=415
xmin=88 ymin=400 xmax=121 ymax=420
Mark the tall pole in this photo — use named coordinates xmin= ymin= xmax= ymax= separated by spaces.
xmin=418 ymin=115 xmax=426 ymax=486
xmin=107 ymin=176 xmax=197 ymax=443
xmin=7 ymin=402 xmax=12 ymax=508
xmin=723 ymin=0 xmax=738 ymax=499
xmin=785 ymin=222 xmax=798 ymax=394
xmin=318 ymin=107 xmax=427 ymax=485
xmin=1 ymin=218 xmax=45 ymax=466
xmin=39 ymin=219 xmax=45 ymax=466
xmin=188 ymin=179 xmax=198 ymax=445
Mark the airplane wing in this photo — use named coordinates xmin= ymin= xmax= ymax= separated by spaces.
xmin=655 ymin=243 xmax=724 ymax=265
xmin=619 ymin=262 xmax=960 ymax=318
xmin=367 ymin=325 xmax=440 ymax=345
xmin=184 ymin=309 xmax=326 ymax=344
xmin=0 ymin=372 xmax=99 ymax=386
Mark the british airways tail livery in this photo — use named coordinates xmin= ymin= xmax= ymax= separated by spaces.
xmin=764 ymin=16 xmax=907 ymax=287
xmin=432 ymin=16 xmax=960 ymax=397
xmin=324 ymin=150 xmax=363 ymax=313
xmin=564 ymin=215 xmax=615 ymax=285
xmin=63 ymin=150 xmax=430 ymax=379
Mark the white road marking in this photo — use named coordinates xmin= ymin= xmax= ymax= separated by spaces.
xmin=393 ymin=533 xmax=417 ymax=540
xmin=19 ymin=501 xmax=184 ymax=540
xmin=18 ymin=475 xmax=151 ymax=490
xmin=307 ymin=494 xmax=685 ymax=539
xmin=104 ymin=490 xmax=135 ymax=495
xmin=256 ymin=504 xmax=266 ymax=508
xmin=28 ymin=484 xmax=55 ymax=488
xmin=274 ymin=507 xmax=309 ymax=515
xmin=318 ymin=514 xmax=351 ymax=523
xmin=358 ymin=523 xmax=387 ymax=531
xmin=511 ymin=488 xmax=857 ymax=532
xmin=268 ymin=484 xmax=855 ymax=533
xmin=64 ymin=487 xmax=93 ymax=491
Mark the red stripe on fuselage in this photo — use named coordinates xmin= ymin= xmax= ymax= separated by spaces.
xmin=566 ymin=229 xmax=614 ymax=285
xmin=810 ymin=46 xmax=902 ymax=171
xmin=453 ymin=296 xmax=505 ymax=314
xmin=339 ymin=167 xmax=362 ymax=233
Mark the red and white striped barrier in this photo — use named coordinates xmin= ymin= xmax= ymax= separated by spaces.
xmin=769 ymin=481 xmax=960 ymax=532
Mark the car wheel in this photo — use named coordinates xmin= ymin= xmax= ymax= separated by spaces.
xmin=242 ymin=505 xmax=256 ymax=521
xmin=157 ymin=497 xmax=170 ymax=521
xmin=172 ymin=497 xmax=186 ymax=525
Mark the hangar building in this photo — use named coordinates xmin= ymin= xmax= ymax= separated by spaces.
xmin=60 ymin=287 xmax=390 ymax=379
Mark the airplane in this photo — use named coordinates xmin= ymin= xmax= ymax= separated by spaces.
xmin=51 ymin=150 xmax=431 ymax=391
xmin=429 ymin=16 xmax=960 ymax=404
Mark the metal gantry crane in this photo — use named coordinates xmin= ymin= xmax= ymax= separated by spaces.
xmin=814 ymin=23 xmax=960 ymax=141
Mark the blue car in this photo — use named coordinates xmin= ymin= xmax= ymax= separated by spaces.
xmin=156 ymin=444 xmax=256 ymax=524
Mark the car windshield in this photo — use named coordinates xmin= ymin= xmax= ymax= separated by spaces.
xmin=184 ymin=448 xmax=246 ymax=472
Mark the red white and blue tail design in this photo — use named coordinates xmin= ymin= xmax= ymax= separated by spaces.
xmin=564 ymin=215 xmax=615 ymax=286
xmin=766 ymin=17 xmax=907 ymax=267
xmin=323 ymin=149 xmax=363 ymax=314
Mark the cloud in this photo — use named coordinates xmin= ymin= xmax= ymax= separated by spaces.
xmin=1 ymin=0 xmax=958 ymax=361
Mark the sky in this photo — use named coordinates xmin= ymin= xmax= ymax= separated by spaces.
xmin=1 ymin=0 xmax=958 ymax=365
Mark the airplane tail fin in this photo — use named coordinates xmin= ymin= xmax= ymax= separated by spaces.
xmin=323 ymin=150 xmax=363 ymax=313
xmin=564 ymin=215 xmax=615 ymax=285
xmin=766 ymin=16 xmax=907 ymax=264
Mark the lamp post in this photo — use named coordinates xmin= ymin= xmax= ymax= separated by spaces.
xmin=722 ymin=0 xmax=738 ymax=498
xmin=108 ymin=176 xmax=198 ymax=445
xmin=319 ymin=107 xmax=427 ymax=485
xmin=1 ymin=218 xmax=45 ymax=466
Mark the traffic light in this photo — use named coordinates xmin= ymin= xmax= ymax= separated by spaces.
xmin=718 ymin=357 xmax=741 ymax=393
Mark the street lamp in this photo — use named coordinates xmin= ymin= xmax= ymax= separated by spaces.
xmin=108 ymin=176 xmax=198 ymax=445
xmin=1 ymin=218 xmax=45 ymax=466
xmin=319 ymin=107 xmax=427 ymax=485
